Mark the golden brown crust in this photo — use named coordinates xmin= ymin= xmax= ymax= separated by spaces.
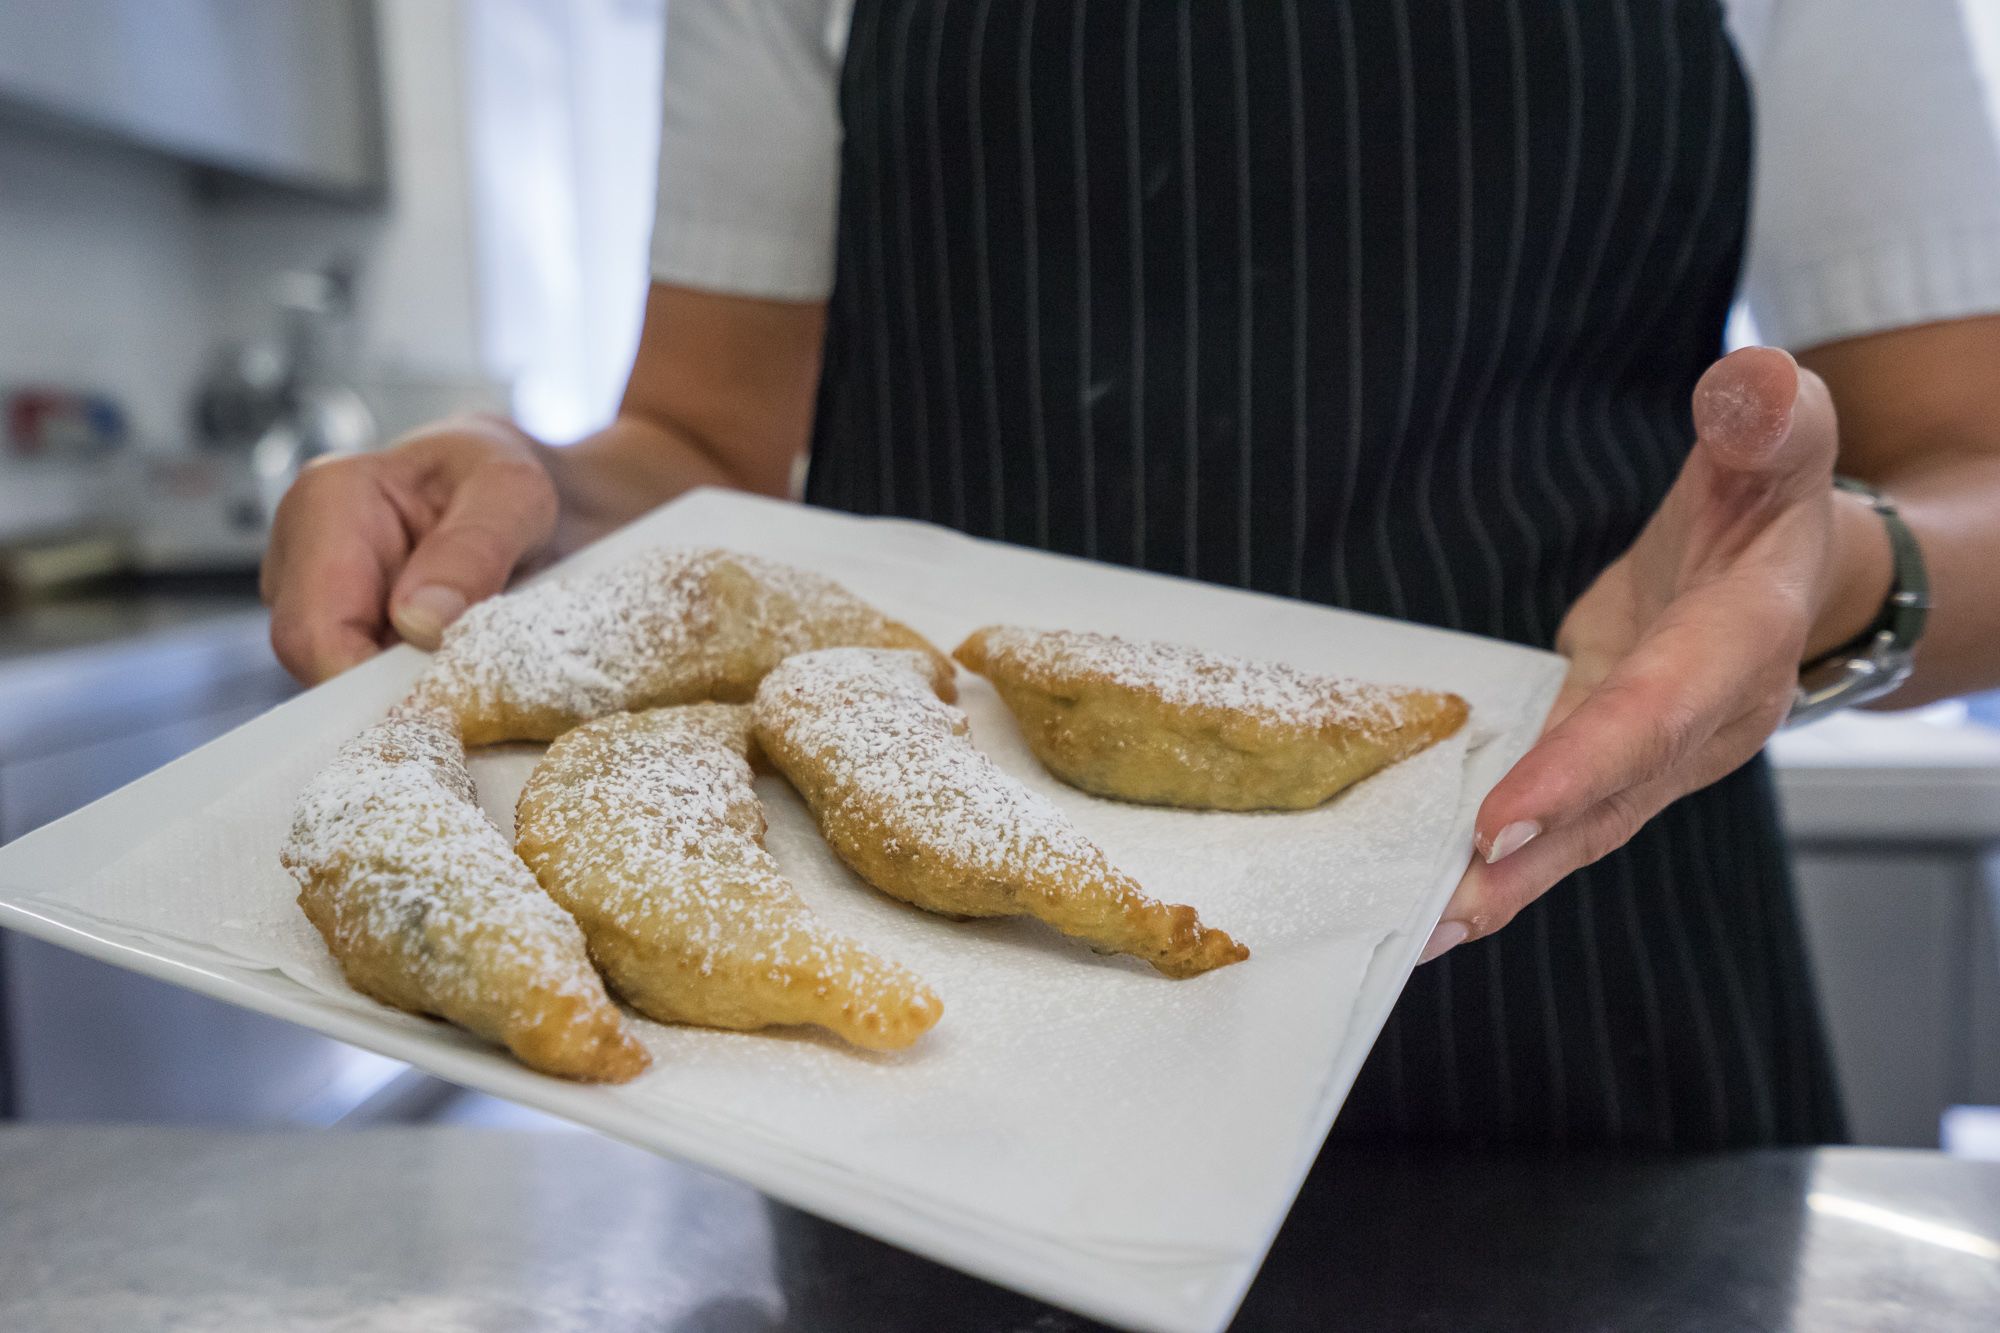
xmin=513 ymin=703 xmax=943 ymax=1051
xmin=410 ymin=548 xmax=953 ymax=745
xmin=752 ymin=649 xmax=1247 ymax=978
xmin=283 ymin=710 xmax=649 ymax=1083
xmin=955 ymin=627 xmax=1468 ymax=811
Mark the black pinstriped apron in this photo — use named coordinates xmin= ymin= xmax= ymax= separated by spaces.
xmin=807 ymin=0 xmax=1845 ymax=1148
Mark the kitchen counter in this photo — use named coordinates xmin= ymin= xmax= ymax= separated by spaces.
xmin=0 ymin=582 xmax=280 ymax=767
xmin=1771 ymin=705 xmax=2000 ymax=844
xmin=0 ymin=1127 xmax=1995 ymax=1331
xmin=0 ymin=575 xmax=263 ymax=663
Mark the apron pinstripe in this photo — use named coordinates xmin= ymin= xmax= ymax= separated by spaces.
xmin=807 ymin=0 xmax=1845 ymax=1149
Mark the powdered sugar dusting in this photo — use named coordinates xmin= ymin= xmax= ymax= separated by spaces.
xmin=970 ymin=626 xmax=1415 ymax=732
xmin=754 ymin=649 xmax=1117 ymax=881
xmin=514 ymin=704 xmax=938 ymax=1041
xmin=409 ymin=547 xmax=940 ymax=742
xmin=415 ymin=549 xmax=710 ymax=728
xmin=280 ymin=709 xmax=605 ymax=1008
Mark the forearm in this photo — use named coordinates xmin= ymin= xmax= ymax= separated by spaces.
xmin=529 ymin=284 xmax=825 ymax=557
xmin=1798 ymin=317 xmax=2000 ymax=710
xmin=1803 ymin=434 xmax=2000 ymax=710
xmin=536 ymin=412 xmax=795 ymax=557
xmin=1848 ymin=450 xmax=2000 ymax=707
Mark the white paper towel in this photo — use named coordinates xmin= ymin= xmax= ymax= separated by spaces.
xmin=36 ymin=677 xmax=1467 ymax=1255
xmin=0 ymin=490 xmax=1566 ymax=1331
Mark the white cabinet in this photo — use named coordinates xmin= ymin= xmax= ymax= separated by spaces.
xmin=1788 ymin=851 xmax=1982 ymax=1146
xmin=0 ymin=0 xmax=383 ymax=195
xmin=1772 ymin=711 xmax=2000 ymax=1148
xmin=1970 ymin=855 xmax=2000 ymax=1110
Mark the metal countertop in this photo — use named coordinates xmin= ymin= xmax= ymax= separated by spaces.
xmin=2 ymin=1127 xmax=1995 ymax=1331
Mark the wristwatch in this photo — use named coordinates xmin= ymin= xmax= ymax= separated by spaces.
xmin=1785 ymin=478 xmax=1929 ymax=728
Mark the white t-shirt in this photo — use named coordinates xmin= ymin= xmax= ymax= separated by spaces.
xmin=649 ymin=0 xmax=2000 ymax=352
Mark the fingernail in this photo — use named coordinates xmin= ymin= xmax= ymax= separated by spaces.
xmin=1419 ymin=920 xmax=1470 ymax=965
xmin=392 ymin=586 xmax=467 ymax=649
xmin=1482 ymin=819 xmax=1541 ymax=865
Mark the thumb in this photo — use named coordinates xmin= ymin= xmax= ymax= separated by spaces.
xmin=1691 ymin=345 xmax=1837 ymax=491
xmin=388 ymin=461 xmax=557 ymax=649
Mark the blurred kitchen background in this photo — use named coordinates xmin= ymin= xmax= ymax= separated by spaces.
xmin=1 ymin=0 xmax=1998 ymax=1155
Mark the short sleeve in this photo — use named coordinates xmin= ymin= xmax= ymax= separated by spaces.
xmin=650 ymin=0 xmax=844 ymax=301
xmin=1736 ymin=0 xmax=2000 ymax=350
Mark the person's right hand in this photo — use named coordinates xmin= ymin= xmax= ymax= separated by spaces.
xmin=260 ymin=415 xmax=560 ymax=684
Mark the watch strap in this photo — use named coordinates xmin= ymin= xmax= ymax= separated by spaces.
xmin=1787 ymin=478 xmax=1929 ymax=726
xmin=1802 ymin=478 xmax=1929 ymax=673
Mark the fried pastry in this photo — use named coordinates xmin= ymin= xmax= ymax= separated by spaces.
xmin=753 ymin=648 xmax=1246 ymax=978
xmin=410 ymin=547 xmax=952 ymax=745
xmin=282 ymin=709 xmax=650 ymax=1082
xmin=954 ymin=626 xmax=1469 ymax=812
xmin=514 ymin=703 xmax=942 ymax=1051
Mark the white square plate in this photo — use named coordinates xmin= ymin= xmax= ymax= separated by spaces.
xmin=0 ymin=490 xmax=1563 ymax=1332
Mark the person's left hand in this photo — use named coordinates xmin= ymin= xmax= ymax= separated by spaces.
xmin=1420 ymin=345 xmax=1858 ymax=963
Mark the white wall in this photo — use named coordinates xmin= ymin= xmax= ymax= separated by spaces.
xmin=463 ymin=0 xmax=664 ymax=443
xmin=0 ymin=0 xmax=500 ymax=452
xmin=0 ymin=121 xmax=215 ymax=448
xmin=201 ymin=0 xmax=487 ymax=389
xmin=1967 ymin=1 xmax=2000 ymax=131
xmin=14 ymin=0 xmax=1984 ymax=454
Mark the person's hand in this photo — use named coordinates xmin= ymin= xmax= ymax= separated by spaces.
xmin=1420 ymin=346 xmax=1874 ymax=962
xmin=260 ymin=415 xmax=559 ymax=684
